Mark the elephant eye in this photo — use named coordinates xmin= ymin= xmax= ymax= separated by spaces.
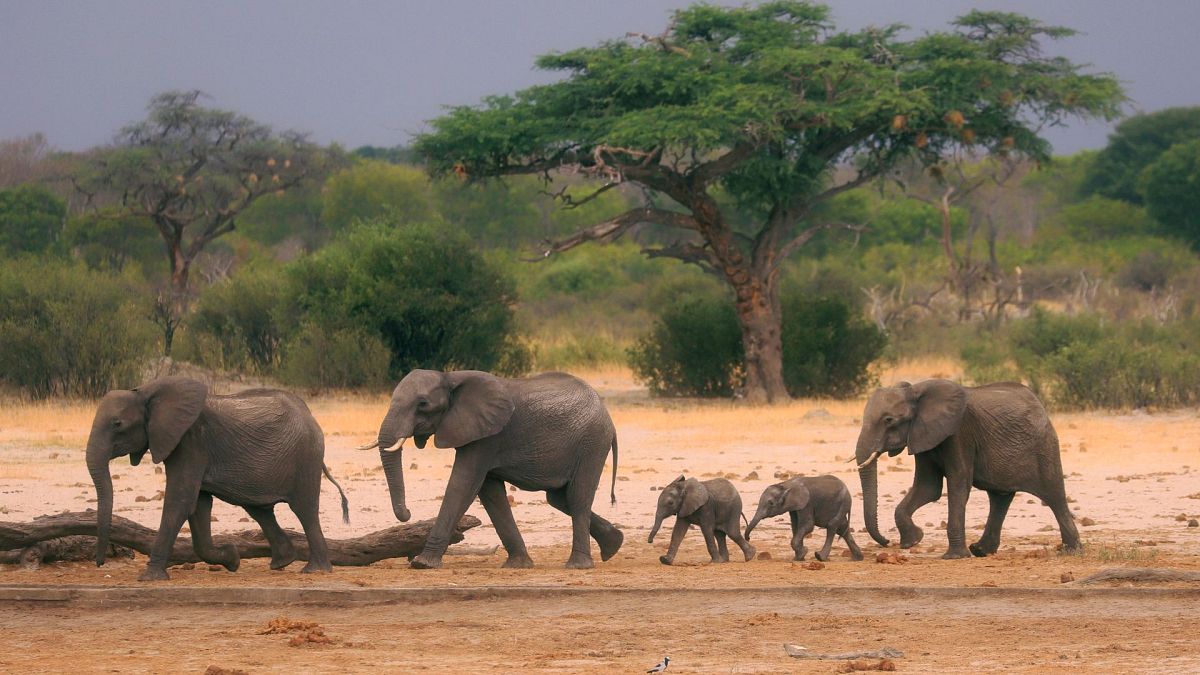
xmin=111 ymin=418 xmax=123 ymax=428
xmin=883 ymin=415 xmax=896 ymax=425
xmin=416 ymin=397 xmax=430 ymax=410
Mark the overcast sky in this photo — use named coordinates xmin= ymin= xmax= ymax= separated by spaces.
xmin=2 ymin=1 xmax=1196 ymax=155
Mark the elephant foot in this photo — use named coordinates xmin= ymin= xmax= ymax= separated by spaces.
xmin=565 ymin=552 xmax=595 ymax=569
xmin=941 ymin=547 xmax=971 ymax=560
xmin=898 ymin=527 xmax=924 ymax=549
xmin=969 ymin=540 xmax=998 ymax=558
xmin=659 ymin=555 xmax=674 ymax=566
xmin=597 ymin=528 xmax=624 ymax=562
xmin=269 ymin=548 xmax=297 ymax=570
xmin=793 ymin=551 xmax=806 ymax=561
xmin=410 ymin=553 xmax=444 ymax=570
xmin=221 ymin=545 xmax=241 ymax=572
xmin=814 ymin=550 xmax=829 ymax=562
xmin=502 ymin=553 xmax=535 ymax=569
xmin=137 ymin=566 xmax=170 ymax=582
xmin=850 ymin=551 xmax=865 ymax=562
xmin=300 ymin=560 xmax=332 ymax=574
xmin=743 ymin=545 xmax=756 ymax=562
xmin=1061 ymin=540 xmax=1083 ymax=554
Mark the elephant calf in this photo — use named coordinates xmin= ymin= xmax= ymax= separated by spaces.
xmin=745 ymin=475 xmax=864 ymax=562
xmin=649 ymin=476 xmax=755 ymax=565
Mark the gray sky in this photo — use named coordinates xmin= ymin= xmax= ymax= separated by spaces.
xmin=2 ymin=1 xmax=1197 ymax=155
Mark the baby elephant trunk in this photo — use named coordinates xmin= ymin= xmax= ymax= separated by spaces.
xmin=744 ymin=503 xmax=773 ymax=540
xmin=647 ymin=506 xmax=670 ymax=544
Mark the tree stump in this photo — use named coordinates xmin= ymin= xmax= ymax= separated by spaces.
xmin=0 ymin=511 xmax=481 ymax=567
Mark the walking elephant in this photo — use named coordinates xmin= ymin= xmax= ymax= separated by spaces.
xmin=855 ymin=379 xmax=1080 ymax=559
xmin=363 ymin=369 xmax=623 ymax=570
xmin=86 ymin=377 xmax=348 ymax=580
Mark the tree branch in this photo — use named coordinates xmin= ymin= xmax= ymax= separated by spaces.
xmin=771 ymin=221 xmax=866 ymax=273
xmin=525 ymin=207 xmax=699 ymax=260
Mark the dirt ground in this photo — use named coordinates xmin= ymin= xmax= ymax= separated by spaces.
xmin=3 ymin=362 xmax=1200 ymax=672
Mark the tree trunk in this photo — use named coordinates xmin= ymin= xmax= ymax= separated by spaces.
xmin=1 ymin=512 xmax=482 ymax=567
xmin=733 ymin=276 xmax=789 ymax=404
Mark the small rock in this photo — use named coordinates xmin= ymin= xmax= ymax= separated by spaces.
xmin=409 ymin=462 xmax=418 ymax=470
xmin=154 ymin=466 xmax=163 ymax=474
xmin=1177 ymin=514 xmax=1190 ymax=522
xmin=506 ymin=494 xmax=520 ymax=506
xmin=1079 ymin=517 xmax=1096 ymax=526
xmin=745 ymin=471 xmax=759 ymax=481
xmin=803 ymin=561 xmax=825 ymax=570
xmin=1189 ymin=519 xmax=1199 ymax=528
xmin=178 ymin=562 xmax=196 ymax=570
xmin=875 ymin=552 xmax=907 ymax=564
xmin=210 ymin=515 xmax=218 ymax=522
xmin=1061 ymin=572 xmax=1075 ymax=583
xmin=650 ymin=486 xmax=658 ymax=491
xmin=757 ymin=551 xmax=772 ymax=560
xmin=239 ymin=517 xmax=250 ymax=522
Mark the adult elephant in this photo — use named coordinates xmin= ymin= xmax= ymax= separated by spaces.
xmin=362 ymin=369 xmax=623 ymax=569
xmin=87 ymin=376 xmax=348 ymax=580
xmin=854 ymin=379 xmax=1080 ymax=559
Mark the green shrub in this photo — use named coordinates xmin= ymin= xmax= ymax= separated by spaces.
xmin=276 ymin=323 xmax=391 ymax=392
xmin=0 ymin=259 xmax=155 ymax=398
xmin=289 ymin=220 xmax=530 ymax=378
xmin=183 ymin=267 xmax=290 ymax=374
xmin=629 ymin=293 xmax=887 ymax=398
xmin=628 ymin=296 xmax=743 ymax=397
xmin=780 ymin=295 xmax=887 ymax=398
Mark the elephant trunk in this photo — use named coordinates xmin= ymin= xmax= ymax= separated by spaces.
xmin=745 ymin=508 xmax=767 ymax=540
xmin=857 ymin=430 xmax=890 ymax=547
xmin=647 ymin=508 xmax=669 ymax=544
xmin=380 ymin=447 xmax=411 ymax=522
xmin=86 ymin=433 xmax=113 ymax=566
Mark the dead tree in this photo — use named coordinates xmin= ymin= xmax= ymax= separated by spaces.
xmin=0 ymin=512 xmax=481 ymax=568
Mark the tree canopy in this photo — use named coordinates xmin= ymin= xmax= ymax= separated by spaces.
xmin=415 ymin=1 xmax=1124 ymax=402
xmin=1139 ymin=138 xmax=1200 ymax=247
xmin=1082 ymin=106 xmax=1200 ymax=204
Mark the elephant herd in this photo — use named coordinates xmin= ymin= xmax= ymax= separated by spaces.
xmin=85 ymin=370 xmax=1080 ymax=580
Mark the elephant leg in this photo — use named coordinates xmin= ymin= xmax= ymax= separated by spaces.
xmin=727 ymin=527 xmax=756 ymax=562
xmin=1036 ymin=485 xmax=1082 ymax=553
xmin=479 ymin=477 xmax=533 ymax=568
xmin=699 ymin=522 xmax=722 ymax=563
xmin=412 ymin=451 xmax=488 ymax=569
xmin=660 ymin=518 xmax=691 ymax=565
xmin=840 ymin=517 xmax=865 ymax=561
xmin=896 ymin=457 xmax=943 ymax=549
xmin=716 ymin=530 xmax=730 ymax=562
xmin=789 ymin=511 xmax=806 ymax=560
xmin=970 ymin=490 xmax=1015 ymax=557
xmin=941 ymin=470 xmax=973 ymax=559
xmin=815 ymin=524 xmax=836 ymax=562
xmin=244 ymin=504 xmax=296 ymax=570
xmin=188 ymin=492 xmax=239 ymax=571
xmin=140 ymin=464 xmax=203 ymax=581
xmin=545 ymin=489 xmax=624 ymax=562
xmin=291 ymin=496 xmax=333 ymax=573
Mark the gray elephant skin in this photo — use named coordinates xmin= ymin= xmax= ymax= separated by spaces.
xmin=369 ymin=369 xmax=623 ymax=570
xmin=745 ymin=475 xmax=864 ymax=562
xmin=648 ymin=476 xmax=755 ymax=565
xmin=855 ymin=379 xmax=1080 ymax=559
xmin=86 ymin=376 xmax=348 ymax=581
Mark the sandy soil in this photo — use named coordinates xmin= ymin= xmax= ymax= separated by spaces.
xmin=3 ymin=362 xmax=1200 ymax=672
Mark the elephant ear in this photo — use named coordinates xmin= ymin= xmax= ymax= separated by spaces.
xmin=136 ymin=377 xmax=208 ymax=464
xmin=783 ymin=484 xmax=811 ymax=512
xmin=908 ymin=379 xmax=967 ymax=454
xmin=679 ymin=478 xmax=709 ymax=518
xmin=435 ymin=371 xmax=515 ymax=449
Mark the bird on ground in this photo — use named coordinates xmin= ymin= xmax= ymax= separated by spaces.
xmin=647 ymin=656 xmax=670 ymax=673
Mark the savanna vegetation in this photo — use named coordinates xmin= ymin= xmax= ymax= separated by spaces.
xmin=1 ymin=2 xmax=1198 ymax=410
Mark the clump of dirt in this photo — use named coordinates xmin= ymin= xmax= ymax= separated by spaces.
xmin=204 ymin=666 xmax=248 ymax=675
xmin=259 ymin=616 xmax=319 ymax=635
xmin=875 ymin=552 xmax=907 ymax=564
xmin=288 ymin=628 xmax=334 ymax=647
xmin=747 ymin=612 xmax=780 ymax=626
xmin=837 ymin=658 xmax=896 ymax=672
xmin=1061 ymin=572 xmax=1075 ymax=583
xmin=803 ymin=561 xmax=825 ymax=570
xmin=756 ymin=551 xmax=772 ymax=560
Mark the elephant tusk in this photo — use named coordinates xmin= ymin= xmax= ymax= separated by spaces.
xmin=382 ymin=437 xmax=406 ymax=453
xmin=355 ymin=440 xmax=380 ymax=451
xmin=856 ymin=450 xmax=883 ymax=470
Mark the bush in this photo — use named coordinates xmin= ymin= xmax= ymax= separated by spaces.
xmin=628 ymin=297 xmax=743 ymax=397
xmin=629 ymin=293 xmax=887 ymax=398
xmin=276 ymin=323 xmax=391 ymax=392
xmin=0 ymin=259 xmax=155 ymax=398
xmin=183 ymin=267 xmax=289 ymax=374
xmin=288 ymin=220 xmax=529 ymax=378
xmin=961 ymin=308 xmax=1200 ymax=409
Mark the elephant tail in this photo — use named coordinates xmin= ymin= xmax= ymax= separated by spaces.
xmin=610 ymin=434 xmax=618 ymax=506
xmin=740 ymin=512 xmax=748 ymax=527
xmin=323 ymin=463 xmax=350 ymax=524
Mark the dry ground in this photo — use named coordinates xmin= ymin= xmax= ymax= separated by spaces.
xmin=2 ymin=360 xmax=1200 ymax=673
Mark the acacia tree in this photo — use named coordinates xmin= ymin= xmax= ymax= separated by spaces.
xmin=415 ymin=2 xmax=1123 ymax=402
xmin=79 ymin=90 xmax=338 ymax=353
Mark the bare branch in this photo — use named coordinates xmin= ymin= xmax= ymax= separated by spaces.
xmin=525 ymin=207 xmax=699 ymax=261
xmin=643 ymin=240 xmax=719 ymax=275
xmin=771 ymin=222 xmax=867 ymax=273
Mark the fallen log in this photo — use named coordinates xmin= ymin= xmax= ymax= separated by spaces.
xmin=1073 ymin=567 xmax=1200 ymax=585
xmin=0 ymin=535 xmax=134 ymax=569
xmin=0 ymin=511 xmax=482 ymax=567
